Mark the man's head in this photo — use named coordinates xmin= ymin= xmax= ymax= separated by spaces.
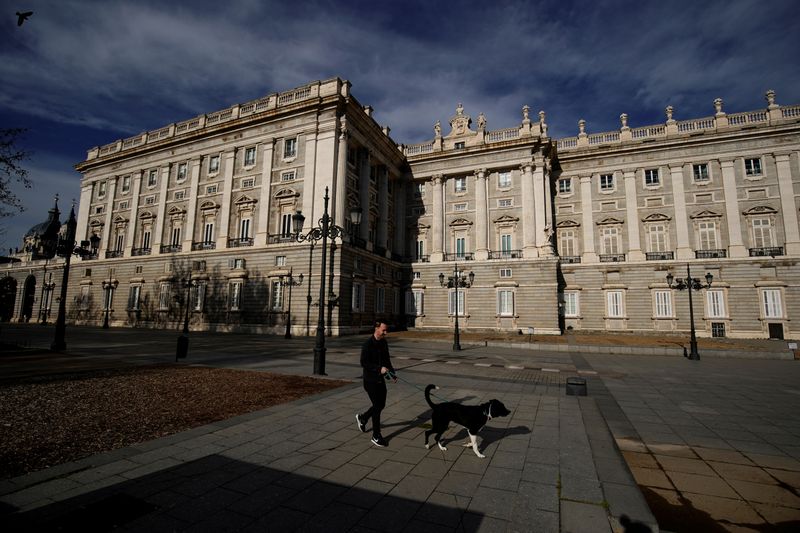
xmin=373 ymin=321 xmax=389 ymax=340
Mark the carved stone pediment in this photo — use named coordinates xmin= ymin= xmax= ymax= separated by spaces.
xmin=742 ymin=205 xmax=778 ymax=216
xmin=138 ymin=210 xmax=155 ymax=220
xmin=493 ymin=214 xmax=520 ymax=224
xmin=167 ymin=205 xmax=185 ymax=216
xmin=596 ymin=216 xmax=624 ymax=226
xmin=690 ymin=209 xmax=722 ymax=219
xmin=89 ymin=218 xmax=104 ymax=227
xmin=642 ymin=213 xmax=671 ymax=222
xmin=449 ymin=217 xmax=473 ymax=227
xmin=556 ymin=219 xmax=580 ymax=228
xmin=112 ymin=215 xmax=128 ymax=225
xmin=199 ymin=201 xmax=218 ymax=211
xmin=275 ymin=187 xmax=299 ymax=199
xmin=234 ymin=194 xmax=257 ymax=206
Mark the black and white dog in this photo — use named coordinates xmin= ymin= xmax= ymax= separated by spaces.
xmin=424 ymin=384 xmax=511 ymax=458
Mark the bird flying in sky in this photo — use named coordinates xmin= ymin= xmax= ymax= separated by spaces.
xmin=16 ymin=11 xmax=33 ymax=26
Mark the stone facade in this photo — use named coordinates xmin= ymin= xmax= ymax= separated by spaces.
xmin=2 ymin=79 xmax=798 ymax=340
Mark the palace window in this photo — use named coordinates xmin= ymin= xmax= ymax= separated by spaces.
xmin=241 ymin=177 xmax=255 ymax=189
xmin=203 ymin=222 xmax=214 ymax=243
xmin=127 ymin=285 xmax=141 ymax=311
xmin=761 ymin=289 xmax=782 ymax=319
xmin=500 ymin=234 xmax=513 ymax=253
xmin=244 ymin=147 xmax=256 ymax=166
xmin=352 ymin=282 xmax=365 ymax=312
xmin=79 ymin=286 xmax=91 ymax=311
xmin=147 ymin=169 xmax=158 ymax=187
xmin=653 ymin=290 xmax=673 ymax=318
xmin=600 ymin=174 xmax=614 ymax=191
xmin=562 ymin=292 xmax=579 ymax=317
xmin=119 ymin=201 xmax=129 ymax=210
xmin=239 ymin=217 xmax=251 ymax=240
xmin=499 ymin=268 xmax=512 ymax=278
xmin=281 ymin=171 xmax=296 ymax=182
xmin=647 ymin=224 xmax=668 ymax=252
xmin=177 ymin=162 xmax=188 ymax=182
xmin=601 ymin=227 xmax=620 ymax=255
xmin=206 ymin=185 xmax=218 ymax=194
xmin=454 ymin=202 xmax=467 ymax=212
xmin=284 ymin=138 xmax=297 ymax=158
xmin=191 ymin=282 xmax=205 ymax=312
xmin=697 ymin=221 xmax=718 ymax=250
xmin=558 ymin=178 xmax=572 ymax=194
xmin=693 ymin=164 xmax=709 ymax=182
xmin=144 ymin=196 xmax=156 ymax=205
xmin=454 ymin=177 xmax=467 ymax=193
xmin=498 ymin=171 xmax=511 ymax=188
xmin=751 ymin=218 xmax=774 ymax=248
xmin=375 ymin=287 xmax=385 ymax=313
xmin=498 ymin=198 xmax=513 ymax=208
xmin=97 ymin=181 xmax=107 ymax=198
xmin=415 ymin=240 xmax=424 ymax=260
xmin=644 ymin=168 xmax=660 ymax=187
xmin=744 ymin=158 xmax=762 ymax=177
xmin=706 ymin=290 xmax=726 ymax=318
xmin=174 ymin=190 xmax=185 ymax=200
xmin=121 ymin=175 xmax=130 ymax=193
xmin=606 ymin=290 xmax=624 ymax=318
xmin=275 ymin=255 xmax=286 ymax=266
xmin=229 ymin=281 xmax=243 ymax=311
xmin=270 ymin=280 xmax=284 ymax=311
xmin=158 ymin=282 xmax=171 ymax=310
xmin=497 ymin=290 xmax=514 ymax=317
xmin=208 ymin=155 xmax=220 ymax=173
xmin=406 ymin=289 xmax=424 ymax=316
xmin=448 ymin=290 xmax=465 ymax=317
xmin=558 ymin=229 xmax=577 ymax=256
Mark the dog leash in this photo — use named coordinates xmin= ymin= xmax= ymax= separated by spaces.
xmin=386 ymin=370 xmax=449 ymax=402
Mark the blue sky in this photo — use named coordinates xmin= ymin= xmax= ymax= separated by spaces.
xmin=2 ymin=0 xmax=799 ymax=250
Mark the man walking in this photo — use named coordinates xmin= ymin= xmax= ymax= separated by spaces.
xmin=356 ymin=321 xmax=396 ymax=447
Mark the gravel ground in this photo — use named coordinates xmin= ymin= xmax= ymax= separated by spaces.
xmin=0 ymin=365 xmax=349 ymax=479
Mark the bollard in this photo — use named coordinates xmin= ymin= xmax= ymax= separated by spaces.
xmin=176 ymin=335 xmax=188 ymax=361
xmin=566 ymin=377 xmax=587 ymax=396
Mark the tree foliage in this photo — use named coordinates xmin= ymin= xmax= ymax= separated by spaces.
xmin=0 ymin=128 xmax=32 ymax=218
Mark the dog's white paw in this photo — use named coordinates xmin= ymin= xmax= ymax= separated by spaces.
xmin=425 ymin=443 xmax=431 ymax=449
xmin=461 ymin=441 xmax=472 ymax=447
xmin=438 ymin=443 xmax=447 ymax=451
xmin=476 ymin=452 xmax=486 ymax=458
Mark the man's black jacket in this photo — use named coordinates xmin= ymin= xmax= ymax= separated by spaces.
xmin=361 ymin=335 xmax=394 ymax=384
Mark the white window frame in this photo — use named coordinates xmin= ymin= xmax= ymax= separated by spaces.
xmin=558 ymin=178 xmax=572 ymax=195
xmin=562 ymin=292 xmax=579 ymax=318
xmin=647 ymin=224 xmax=668 ymax=253
xmin=270 ymin=280 xmax=284 ymax=311
xmin=121 ymin=176 xmax=131 ymax=193
xmin=751 ymin=218 xmax=774 ymax=248
xmin=275 ymin=255 xmax=286 ymax=266
xmin=192 ymin=282 xmax=205 ymax=312
xmin=761 ymin=289 xmax=783 ymax=319
xmin=406 ymin=289 xmax=424 ymax=316
xmin=229 ymin=281 xmax=243 ymax=311
xmin=599 ymin=174 xmax=615 ymax=192
xmin=497 ymin=290 xmax=514 ymax=317
xmin=558 ymin=229 xmax=577 ymax=257
xmin=206 ymin=185 xmax=218 ymax=194
xmin=79 ymin=286 xmax=91 ymax=311
xmin=499 ymin=268 xmax=512 ymax=278
xmin=653 ymin=290 xmax=673 ymax=318
xmin=97 ymin=181 xmax=107 ymax=198
xmin=208 ymin=155 xmax=220 ymax=174
xmin=454 ymin=177 xmax=467 ymax=193
xmin=706 ymin=290 xmax=726 ymax=319
xmin=693 ymin=163 xmax=710 ymax=183
xmin=127 ymin=285 xmax=141 ymax=311
xmin=174 ymin=190 xmax=186 ymax=200
xmin=241 ymin=177 xmax=255 ymax=189
xmin=498 ymin=198 xmax=513 ymax=208
xmin=697 ymin=221 xmax=718 ymax=250
xmin=454 ymin=202 xmax=467 ymax=212
xmin=176 ymin=162 xmax=188 ymax=182
xmin=281 ymin=171 xmax=296 ymax=182
xmin=144 ymin=195 xmax=156 ymax=205
xmin=284 ymin=138 xmax=297 ymax=159
xmin=147 ymin=170 xmax=158 ymax=188
xmin=606 ymin=290 xmax=624 ymax=318
xmin=601 ymin=227 xmax=620 ymax=255
xmin=158 ymin=282 xmax=171 ymax=310
xmin=352 ymin=282 xmax=365 ymax=312
xmin=203 ymin=222 xmax=214 ymax=244
xmin=448 ymin=289 xmax=465 ymax=317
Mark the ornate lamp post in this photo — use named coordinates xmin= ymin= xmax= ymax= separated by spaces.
xmin=291 ymin=187 xmax=362 ymax=375
xmin=438 ymin=264 xmax=475 ymax=351
xmin=39 ymin=269 xmax=55 ymax=325
xmin=176 ymin=274 xmax=198 ymax=360
xmin=280 ymin=271 xmax=304 ymax=339
xmin=666 ymin=265 xmax=713 ymax=360
xmin=101 ymin=269 xmax=118 ymax=329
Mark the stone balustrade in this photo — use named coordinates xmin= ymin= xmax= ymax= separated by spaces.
xmin=86 ymin=79 xmax=335 ymax=161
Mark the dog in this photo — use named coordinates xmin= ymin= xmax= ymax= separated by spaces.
xmin=424 ymin=384 xmax=510 ymax=458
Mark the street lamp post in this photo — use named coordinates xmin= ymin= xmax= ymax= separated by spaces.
xmin=280 ymin=271 xmax=304 ymax=339
xmin=101 ymin=269 xmax=118 ymax=329
xmin=439 ymin=264 xmax=475 ymax=351
xmin=666 ymin=264 xmax=713 ymax=360
xmin=291 ymin=187 xmax=362 ymax=375
xmin=176 ymin=275 xmax=198 ymax=360
xmin=39 ymin=268 xmax=55 ymax=325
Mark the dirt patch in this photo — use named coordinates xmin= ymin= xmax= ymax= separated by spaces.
xmin=0 ymin=365 xmax=350 ymax=479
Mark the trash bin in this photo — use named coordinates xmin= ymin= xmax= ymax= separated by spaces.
xmin=176 ymin=334 xmax=188 ymax=360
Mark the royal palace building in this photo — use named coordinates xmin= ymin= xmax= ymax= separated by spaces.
xmin=2 ymin=78 xmax=799 ymax=340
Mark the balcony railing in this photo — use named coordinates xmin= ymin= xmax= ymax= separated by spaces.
xmin=560 ymin=256 xmax=581 ymax=264
xmin=160 ymin=244 xmax=182 ymax=253
xmin=268 ymin=234 xmax=295 ymax=244
xmin=599 ymin=254 xmax=626 ymax=263
xmin=413 ymin=254 xmax=430 ymax=263
xmin=105 ymin=250 xmax=124 ymax=259
xmin=488 ymin=250 xmax=523 ymax=259
xmin=191 ymin=242 xmax=216 ymax=251
xmin=749 ymin=246 xmax=784 ymax=257
xmin=444 ymin=252 xmax=474 ymax=261
xmin=228 ymin=237 xmax=254 ymax=248
xmin=645 ymin=251 xmax=674 ymax=261
xmin=695 ymin=249 xmax=727 ymax=259
xmin=131 ymin=247 xmax=151 ymax=256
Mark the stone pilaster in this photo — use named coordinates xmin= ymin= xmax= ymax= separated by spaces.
xmin=153 ymin=164 xmax=171 ymax=253
xmin=521 ymin=163 xmax=537 ymax=256
xmin=377 ymin=166 xmax=389 ymax=253
xmin=124 ymin=171 xmax=142 ymax=256
xmin=474 ymin=168 xmax=489 ymax=260
xmin=76 ymin=184 xmax=93 ymax=244
xmin=623 ymin=171 xmax=644 ymax=261
xmin=775 ymin=153 xmax=800 ymax=255
xmin=431 ymin=175 xmax=444 ymax=262
xmin=670 ymin=164 xmax=693 ymax=259
xmin=256 ymin=141 xmax=275 ymax=244
xmin=393 ymin=179 xmax=406 ymax=257
xmin=103 ymin=177 xmax=118 ymax=252
xmin=215 ymin=151 xmax=235 ymax=250
xmin=720 ymin=159 xmax=747 ymax=257
xmin=359 ymin=149 xmax=371 ymax=245
xmin=334 ymin=119 xmax=349 ymax=228
xmin=542 ymin=159 xmax=554 ymax=256
xmin=182 ymin=158 xmax=201 ymax=251
xmin=580 ymin=175 xmax=598 ymax=262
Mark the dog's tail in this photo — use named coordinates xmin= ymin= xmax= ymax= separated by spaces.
xmin=425 ymin=384 xmax=438 ymax=408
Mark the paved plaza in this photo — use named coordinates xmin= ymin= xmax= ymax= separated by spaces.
xmin=1 ymin=325 xmax=799 ymax=532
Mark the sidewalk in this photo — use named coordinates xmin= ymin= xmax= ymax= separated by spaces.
xmin=0 ymin=346 xmax=655 ymax=532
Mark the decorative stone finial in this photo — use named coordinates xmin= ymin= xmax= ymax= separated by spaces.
xmin=578 ymin=119 xmax=586 ymax=135
xmin=766 ymin=89 xmax=777 ymax=108
xmin=434 ymin=120 xmax=441 ymax=138
xmin=522 ymin=105 xmax=530 ymax=122
xmin=714 ymin=98 xmax=724 ymax=115
xmin=620 ymin=113 xmax=628 ymax=129
xmin=539 ymin=110 xmax=547 ymax=135
xmin=665 ymin=106 xmax=674 ymax=121
xmin=456 ymin=103 xmax=464 ymax=116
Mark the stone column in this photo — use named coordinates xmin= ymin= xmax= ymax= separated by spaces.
xmin=520 ymin=163 xmax=537 ymax=256
xmin=474 ymin=168 xmax=489 ymax=260
xmin=533 ymin=159 xmax=546 ymax=250
xmin=775 ymin=153 xmax=800 ymax=254
xmin=182 ymin=157 xmax=202 ymax=251
xmin=431 ymin=175 xmax=444 ymax=262
xmin=580 ymin=175 xmax=597 ymax=262
xmin=216 ymin=151 xmax=235 ymax=250
xmin=393 ymin=178 xmax=406 ymax=257
xmin=377 ymin=166 xmax=389 ymax=253
xmin=124 ymin=171 xmax=142 ymax=256
xmin=334 ymin=119 xmax=349 ymax=228
xmin=542 ymin=159 xmax=554 ymax=255
xmin=670 ymin=164 xmax=693 ymax=259
xmin=623 ymin=170 xmax=644 ymax=261
xmin=153 ymin=164 xmax=171 ymax=253
xmin=103 ymin=177 xmax=118 ymax=252
xmin=359 ymin=149 xmax=371 ymax=245
xmin=720 ymin=159 xmax=747 ymax=257
xmin=256 ymin=141 xmax=275 ymax=244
